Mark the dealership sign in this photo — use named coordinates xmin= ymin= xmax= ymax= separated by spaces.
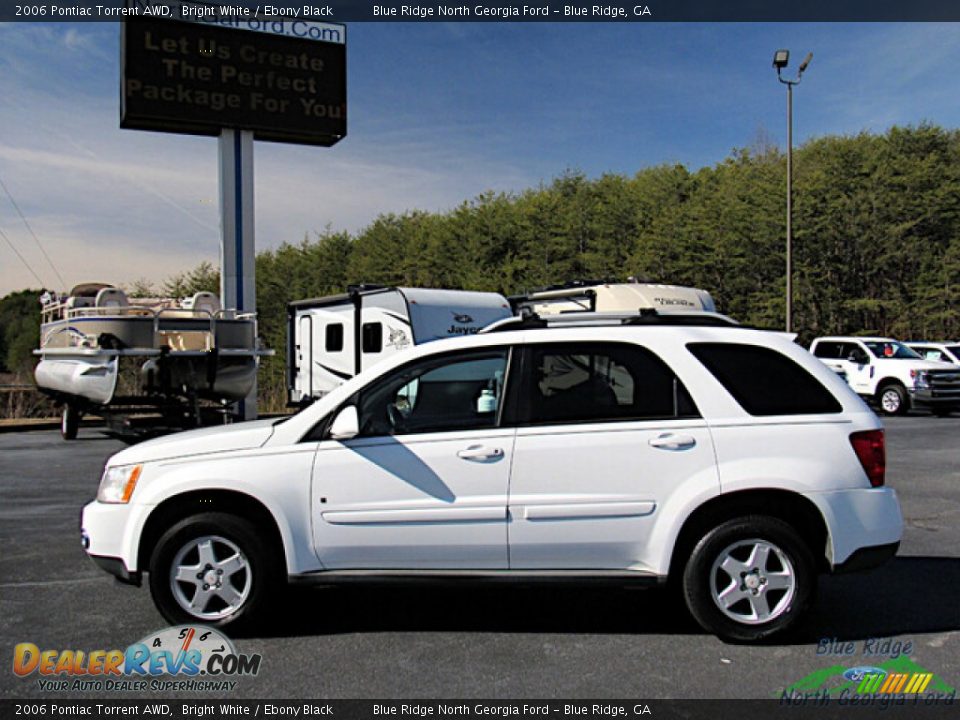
xmin=121 ymin=1 xmax=346 ymax=145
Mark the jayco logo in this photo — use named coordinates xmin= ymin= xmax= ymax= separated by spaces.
xmin=447 ymin=312 xmax=479 ymax=335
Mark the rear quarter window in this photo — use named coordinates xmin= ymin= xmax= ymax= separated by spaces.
xmin=688 ymin=342 xmax=842 ymax=416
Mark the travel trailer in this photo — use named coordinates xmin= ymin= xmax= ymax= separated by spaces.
xmin=35 ymin=283 xmax=271 ymax=439
xmin=288 ymin=285 xmax=513 ymax=404
xmin=511 ymin=280 xmax=717 ymax=316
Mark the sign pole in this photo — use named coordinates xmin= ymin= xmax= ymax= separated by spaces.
xmin=218 ymin=128 xmax=257 ymax=421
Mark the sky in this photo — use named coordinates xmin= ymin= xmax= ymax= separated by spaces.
xmin=2 ymin=21 xmax=960 ymax=296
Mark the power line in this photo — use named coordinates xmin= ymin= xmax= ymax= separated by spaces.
xmin=0 ymin=225 xmax=46 ymax=288
xmin=0 ymin=175 xmax=67 ymax=289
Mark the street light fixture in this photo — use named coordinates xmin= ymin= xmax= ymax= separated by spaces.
xmin=773 ymin=49 xmax=812 ymax=333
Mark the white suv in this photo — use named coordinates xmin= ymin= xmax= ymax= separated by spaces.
xmin=810 ymin=336 xmax=960 ymax=416
xmin=82 ymin=313 xmax=902 ymax=642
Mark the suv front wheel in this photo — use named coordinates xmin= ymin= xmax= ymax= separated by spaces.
xmin=148 ymin=512 xmax=279 ymax=631
xmin=682 ymin=516 xmax=815 ymax=642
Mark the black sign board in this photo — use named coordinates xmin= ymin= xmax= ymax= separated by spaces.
xmin=121 ymin=18 xmax=346 ymax=146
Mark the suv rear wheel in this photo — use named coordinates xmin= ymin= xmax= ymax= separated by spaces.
xmin=682 ymin=516 xmax=815 ymax=642
xmin=148 ymin=512 xmax=280 ymax=631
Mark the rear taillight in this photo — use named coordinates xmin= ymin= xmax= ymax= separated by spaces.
xmin=850 ymin=430 xmax=886 ymax=487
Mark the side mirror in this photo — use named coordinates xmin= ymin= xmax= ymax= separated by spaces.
xmin=329 ymin=405 xmax=359 ymax=440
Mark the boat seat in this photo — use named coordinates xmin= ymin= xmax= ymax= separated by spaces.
xmin=182 ymin=292 xmax=222 ymax=316
xmin=161 ymin=330 xmax=213 ymax=352
xmin=95 ymin=287 xmax=129 ymax=309
xmin=65 ymin=296 xmax=95 ymax=310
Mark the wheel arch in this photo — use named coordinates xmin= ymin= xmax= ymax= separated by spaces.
xmin=666 ymin=489 xmax=830 ymax=582
xmin=876 ymin=376 xmax=906 ymax=392
xmin=137 ymin=490 xmax=287 ymax=575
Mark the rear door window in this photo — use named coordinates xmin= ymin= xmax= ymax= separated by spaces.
xmin=688 ymin=343 xmax=842 ymax=416
xmin=521 ymin=342 xmax=698 ymax=425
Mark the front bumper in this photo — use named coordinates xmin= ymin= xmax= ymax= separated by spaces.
xmin=80 ymin=499 xmax=148 ymax=585
xmin=89 ymin=553 xmax=141 ymax=585
xmin=910 ymin=387 xmax=960 ymax=407
xmin=803 ymin=487 xmax=903 ymax=571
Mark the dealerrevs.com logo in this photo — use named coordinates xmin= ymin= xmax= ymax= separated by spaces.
xmin=13 ymin=625 xmax=262 ymax=692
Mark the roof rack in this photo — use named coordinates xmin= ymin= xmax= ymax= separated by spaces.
xmin=479 ymin=308 xmax=740 ymax=334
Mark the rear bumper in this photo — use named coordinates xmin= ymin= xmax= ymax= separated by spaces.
xmin=803 ymin=487 xmax=903 ymax=570
xmin=832 ymin=541 xmax=899 ymax=574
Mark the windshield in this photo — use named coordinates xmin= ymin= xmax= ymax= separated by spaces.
xmin=864 ymin=341 xmax=921 ymax=359
xmin=947 ymin=346 xmax=960 ymax=360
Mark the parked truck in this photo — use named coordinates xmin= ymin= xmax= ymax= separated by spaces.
xmin=810 ymin=336 xmax=960 ymax=416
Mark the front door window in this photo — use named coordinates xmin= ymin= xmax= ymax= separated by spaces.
xmin=357 ymin=350 xmax=509 ymax=436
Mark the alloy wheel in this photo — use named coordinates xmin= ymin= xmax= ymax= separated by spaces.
xmin=709 ymin=538 xmax=796 ymax=625
xmin=169 ymin=535 xmax=252 ymax=620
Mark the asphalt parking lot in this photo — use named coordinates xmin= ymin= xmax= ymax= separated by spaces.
xmin=1 ymin=417 xmax=958 ymax=699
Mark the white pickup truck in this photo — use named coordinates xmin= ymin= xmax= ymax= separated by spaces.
xmin=810 ymin=336 xmax=960 ymax=416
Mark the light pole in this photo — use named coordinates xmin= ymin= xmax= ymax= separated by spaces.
xmin=773 ymin=49 xmax=812 ymax=333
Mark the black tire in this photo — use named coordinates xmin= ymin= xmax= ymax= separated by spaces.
xmin=148 ymin=512 xmax=281 ymax=632
xmin=61 ymin=405 xmax=80 ymax=440
xmin=682 ymin=516 xmax=816 ymax=643
xmin=876 ymin=384 xmax=909 ymax=416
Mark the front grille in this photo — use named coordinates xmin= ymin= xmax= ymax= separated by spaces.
xmin=927 ymin=371 xmax=960 ymax=396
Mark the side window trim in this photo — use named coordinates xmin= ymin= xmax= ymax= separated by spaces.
xmin=495 ymin=345 xmax=520 ymax=429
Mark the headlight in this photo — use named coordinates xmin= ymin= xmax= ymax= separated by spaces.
xmin=97 ymin=464 xmax=142 ymax=504
xmin=909 ymin=369 xmax=930 ymax=388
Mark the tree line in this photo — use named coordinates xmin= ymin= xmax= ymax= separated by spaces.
xmin=3 ymin=123 xmax=959 ymax=412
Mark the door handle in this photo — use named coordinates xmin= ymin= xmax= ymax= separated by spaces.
xmin=457 ymin=445 xmax=504 ymax=461
xmin=648 ymin=433 xmax=696 ymax=451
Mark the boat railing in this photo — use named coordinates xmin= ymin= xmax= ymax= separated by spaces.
xmin=41 ymin=303 xmax=263 ymax=354
xmin=63 ymin=305 xmax=155 ymax=319
xmin=52 ymin=304 xmax=257 ymax=322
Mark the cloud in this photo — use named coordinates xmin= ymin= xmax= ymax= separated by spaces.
xmin=0 ymin=23 xmax=536 ymax=296
xmin=4 ymin=21 xmax=960 ymax=297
